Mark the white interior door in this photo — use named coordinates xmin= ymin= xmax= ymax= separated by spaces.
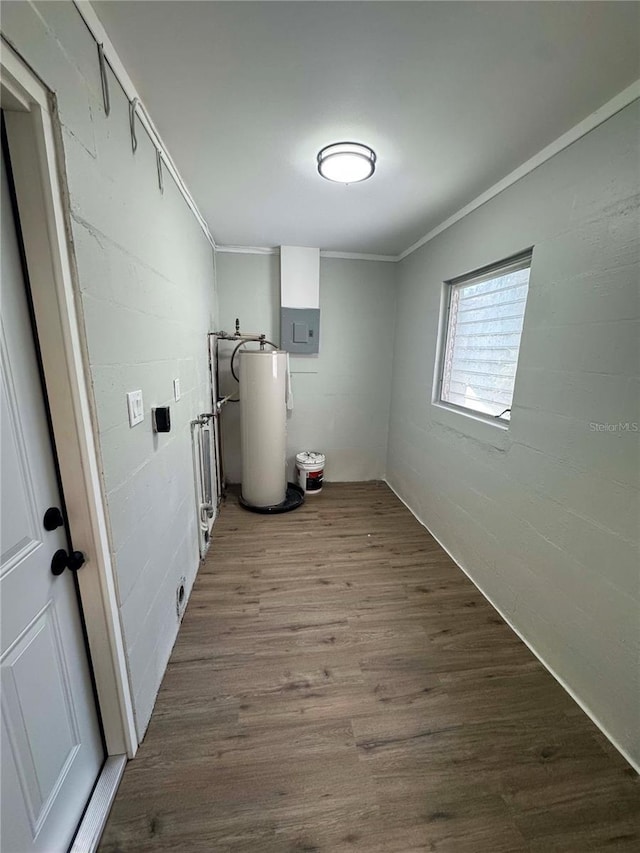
xmin=1 ymin=141 xmax=103 ymax=851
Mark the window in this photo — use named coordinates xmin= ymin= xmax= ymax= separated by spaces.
xmin=438 ymin=250 xmax=532 ymax=422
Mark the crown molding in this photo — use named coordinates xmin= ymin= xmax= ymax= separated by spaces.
xmin=216 ymin=245 xmax=397 ymax=262
xmin=320 ymin=250 xmax=396 ymax=263
xmin=218 ymin=81 xmax=640 ymax=264
xmin=70 ymin=6 xmax=639 ymax=268
xmin=218 ymin=74 xmax=638 ymax=267
xmin=73 ymin=1 xmax=216 ymax=248
xmin=216 ymin=245 xmax=279 ymax=255
xmin=398 ymin=79 xmax=640 ymax=262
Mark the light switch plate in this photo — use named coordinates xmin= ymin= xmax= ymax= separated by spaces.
xmin=173 ymin=378 xmax=181 ymax=401
xmin=127 ymin=390 xmax=144 ymax=427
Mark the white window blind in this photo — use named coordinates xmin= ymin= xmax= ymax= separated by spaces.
xmin=440 ymin=251 xmax=532 ymax=421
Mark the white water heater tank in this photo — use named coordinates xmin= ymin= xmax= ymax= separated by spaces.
xmin=239 ymin=349 xmax=287 ymax=508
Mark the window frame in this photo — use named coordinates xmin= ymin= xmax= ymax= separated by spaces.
xmin=434 ymin=249 xmax=533 ymax=428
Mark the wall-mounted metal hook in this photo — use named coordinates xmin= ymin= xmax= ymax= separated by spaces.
xmin=97 ymin=43 xmax=110 ymax=116
xmin=129 ymin=96 xmax=139 ymax=153
xmin=156 ymin=148 xmax=164 ymax=194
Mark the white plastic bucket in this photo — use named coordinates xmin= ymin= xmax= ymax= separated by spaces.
xmin=295 ymin=451 xmax=325 ymax=495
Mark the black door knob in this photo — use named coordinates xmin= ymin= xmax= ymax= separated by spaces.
xmin=51 ymin=549 xmax=68 ymax=575
xmin=67 ymin=551 xmax=86 ymax=572
xmin=51 ymin=549 xmax=86 ymax=576
xmin=43 ymin=507 xmax=64 ymax=531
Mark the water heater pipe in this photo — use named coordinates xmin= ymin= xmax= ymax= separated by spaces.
xmin=230 ymin=338 xmax=279 ymax=383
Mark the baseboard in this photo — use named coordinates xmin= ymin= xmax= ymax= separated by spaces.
xmin=383 ymin=478 xmax=639 ymax=775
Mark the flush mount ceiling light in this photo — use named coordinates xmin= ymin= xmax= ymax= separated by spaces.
xmin=317 ymin=141 xmax=376 ymax=184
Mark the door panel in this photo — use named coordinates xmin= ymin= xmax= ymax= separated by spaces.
xmin=3 ymin=605 xmax=81 ymax=820
xmin=0 ymin=274 xmax=45 ymax=579
xmin=1 ymin=134 xmax=103 ymax=852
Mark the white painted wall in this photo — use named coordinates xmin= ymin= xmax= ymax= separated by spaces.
xmin=387 ymin=101 xmax=640 ymax=766
xmin=2 ymin=1 xmax=216 ymax=739
xmin=216 ymin=253 xmax=396 ymax=483
xmin=4 ymin=1 xmax=636 ymax=772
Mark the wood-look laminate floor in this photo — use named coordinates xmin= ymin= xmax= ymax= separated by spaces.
xmin=100 ymin=482 xmax=638 ymax=853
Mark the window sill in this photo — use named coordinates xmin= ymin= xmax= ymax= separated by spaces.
xmin=433 ymin=400 xmax=510 ymax=430
xmin=430 ymin=400 xmax=512 ymax=452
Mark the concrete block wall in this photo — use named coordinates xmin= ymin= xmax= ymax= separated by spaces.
xmin=386 ymin=101 xmax=640 ymax=766
xmin=2 ymin=1 xmax=217 ymax=738
xmin=215 ymin=252 xmax=396 ymax=483
xmin=4 ymin=1 xmax=637 ymax=769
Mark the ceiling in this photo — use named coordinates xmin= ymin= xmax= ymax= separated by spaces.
xmin=93 ymin=1 xmax=639 ymax=256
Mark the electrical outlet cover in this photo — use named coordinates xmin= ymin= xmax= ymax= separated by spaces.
xmin=176 ymin=576 xmax=187 ymax=619
xmin=127 ymin=390 xmax=144 ymax=427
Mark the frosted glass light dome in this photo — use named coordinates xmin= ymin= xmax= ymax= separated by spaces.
xmin=317 ymin=142 xmax=376 ymax=183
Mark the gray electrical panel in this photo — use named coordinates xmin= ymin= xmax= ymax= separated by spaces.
xmin=280 ymin=307 xmax=320 ymax=354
